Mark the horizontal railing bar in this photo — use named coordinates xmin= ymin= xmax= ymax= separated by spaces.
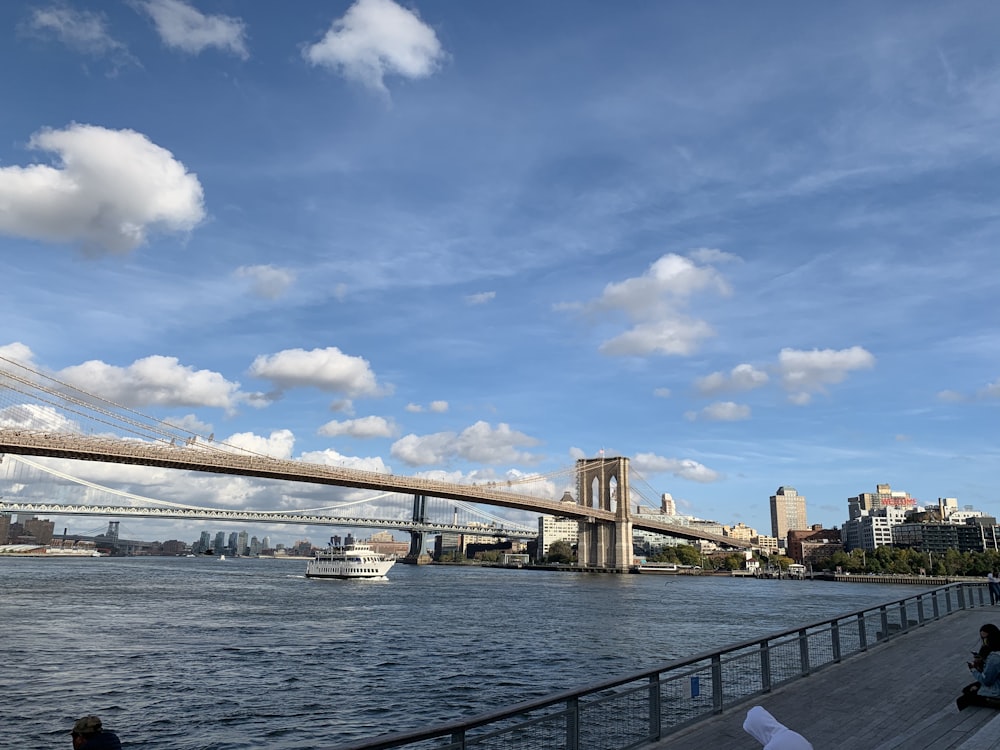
xmin=326 ymin=582 xmax=981 ymax=750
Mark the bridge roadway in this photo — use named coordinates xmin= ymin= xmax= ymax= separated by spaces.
xmin=0 ymin=500 xmax=531 ymax=538
xmin=652 ymin=605 xmax=999 ymax=749
xmin=0 ymin=429 xmax=744 ymax=548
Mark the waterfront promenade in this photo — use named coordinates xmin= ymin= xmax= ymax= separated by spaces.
xmin=653 ymin=607 xmax=1000 ymax=749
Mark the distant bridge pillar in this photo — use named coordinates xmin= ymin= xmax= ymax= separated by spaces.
xmin=575 ymin=457 xmax=632 ymax=572
xmin=403 ymin=494 xmax=431 ymax=564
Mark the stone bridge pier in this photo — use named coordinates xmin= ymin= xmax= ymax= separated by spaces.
xmin=575 ymin=456 xmax=632 ymax=572
xmin=401 ymin=493 xmax=432 ymax=565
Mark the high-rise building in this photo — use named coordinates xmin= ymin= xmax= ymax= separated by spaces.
xmin=770 ymin=486 xmax=807 ymax=545
xmin=237 ymin=530 xmax=249 ymax=556
xmin=214 ymin=531 xmax=226 ymax=553
xmin=849 ymin=484 xmax=915 ymax=515
xmin=0 ymin=512 xmax=11 ymax=544
xmin=661 ymin=493 xmax=676 ymax=515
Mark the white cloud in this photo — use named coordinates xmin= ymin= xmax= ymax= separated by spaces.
xmin=937 ymin=377 xmax=1000 ymax=402
xmin=57 ymin=355 xmax=244 ymax=410
xmin=568 ymin=446 xmax=586 ymax=460
xmin=298 ymin=447 xmax=391 ymax=475
xmin=465 ymin=291 xmax=496 ymax=305
xmin=696 ymin=364 xmax=769 ymax=395
xmin=778 ymin=346 xmax=876 ymax=404
xmin=0 ymin=342 xmax=37 ymax=368
xmin=0 ymin=403 xmax=80 ymax=433
xmin=700 ymin=401 xmax=752 ymax=421
xmin=224 ymin=429 xmax=295 ymax=459
xmin=631 ymin=452 xmax=721 ymax=483
xmin=405 ymin=400 xmax=448 ymax=413
xmin=318 ymin=415 xmax=398 ymax=438
xmin=569 ymin=252 xmax=732 ymax=357
xmin=235 ymin=264 xmax=296 ymax=299
xmin=303 ymin=0 xmax=445 ymax=94
xmin=653 ymin=387 xmax=671 ymax=398
xmin=0 ymin=124 xmax=205 ymax=254
xmin=135 ymin=0 xmax=249 ymax=59
xmin=163 ymin=413 xmax=214 ymax=436
xmin=390 ymin=420 xmax=541 ymax=467
xmin=249 ymin=347 xmax=386 ymax=398
xmin=23 ymin=5 xmax=135 ymax=68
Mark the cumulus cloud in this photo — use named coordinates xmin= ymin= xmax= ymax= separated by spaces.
xmin=0 ymin=124 xmax=205 ymax=254
xmin=318 ymin=415 xmax=398 ymax=439
xmin=134 ymin=0 xmax=249 ymax=58
xmin=696 ymin=364 xmax=769 ymax=395
xmin=224 ymin=429 xmax=295 ymax=459
xmin=0 ymin=342 xmax=37 ymax=368
xmin=686 ymin=401 xmax=752 ymax=422
xmin=777 ymin=346 xmax=876 ymax=404
xmin=405 ymin=400 xmax=448 ymax=413
xmin=298 ymin=446 xmax=392 ymax=475
xmin=465 ymin=291 xmax=496 ymax=305
xmin=631 ymin=452 xmax=721 ymax=483
xmin=57 ymin=355 xmax=245 ymax=410
xmin=249 ymin=347 xmax=386 ymax=398
xmin=566 ymin=252 xmax=732 ymax=357
xmin=234 ymin=264 xmax=296 ymax=299
xmin=303 ymin=0 xmax=445 ymax=94
xmin=390 ymin=421 xmax=541 ymax=467
xmin=23 ymin=5 xmax=135 ymax=67
xmin=0 ymin=403 xmax=81 ymax=433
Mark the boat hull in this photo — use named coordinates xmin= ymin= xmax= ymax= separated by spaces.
xmin=305 ymin=543 xmax=396 ymax=579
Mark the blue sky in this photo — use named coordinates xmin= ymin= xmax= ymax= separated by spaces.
xmin=1 ymin=0 xmax=998 ymax=544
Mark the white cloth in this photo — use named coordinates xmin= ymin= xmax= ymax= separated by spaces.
xmin=743 ymin=706 xmax=814 ymax=750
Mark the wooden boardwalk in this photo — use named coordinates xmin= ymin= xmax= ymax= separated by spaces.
xmin=648 ymin=607 xmax=1000 ymax=749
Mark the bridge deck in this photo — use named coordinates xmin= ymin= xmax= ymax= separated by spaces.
xmin=649 ymin=606 xmax=1000 ymax=749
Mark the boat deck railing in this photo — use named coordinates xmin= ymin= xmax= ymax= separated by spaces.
xmin=327 ymin=581 xmax=989 ymax=750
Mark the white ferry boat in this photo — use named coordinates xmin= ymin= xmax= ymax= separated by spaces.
xmin=305 ymin=543 xmax=396 ymax=580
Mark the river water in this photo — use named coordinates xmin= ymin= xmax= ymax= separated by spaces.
xmin=2 ymin=556 xmax=927 ymax=749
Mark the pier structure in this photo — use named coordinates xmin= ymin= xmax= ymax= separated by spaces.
xmin=331 ymin=582 xmax=1000 ymax=750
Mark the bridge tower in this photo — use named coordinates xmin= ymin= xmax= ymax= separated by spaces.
xmin=403 ymin=494 xmax=432 ymax=565
xmin=575 ymin=456 xmax=632 ymax=572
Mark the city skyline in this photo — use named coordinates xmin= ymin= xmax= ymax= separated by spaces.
xmin=1 ymin=1 xmax=998 ymax=544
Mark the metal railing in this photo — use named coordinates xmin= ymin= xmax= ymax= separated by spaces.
xmin=329 ymin=582 xmax=988 ymax=750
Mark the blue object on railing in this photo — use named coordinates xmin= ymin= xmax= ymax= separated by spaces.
xmin=691 ymin=676 xmax=700 ymax=698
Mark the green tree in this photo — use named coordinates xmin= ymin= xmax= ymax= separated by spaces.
xmin=673 ymin=544 xmax=702 ymax=566
xmin=545 ymin=540 xmax=575 ymax=564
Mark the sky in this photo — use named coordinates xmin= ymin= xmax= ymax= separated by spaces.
xmin=0 ymin=0 xmax=998 ymax=546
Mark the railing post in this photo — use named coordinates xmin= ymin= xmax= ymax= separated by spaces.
xmin=880 ymin=606 xmax=889 ymax=641
xmin=648 ymin=674 xmax=661 ymax=741
xmin=917 ymin=595 xmax=925 ymax=624
xmin=831 ymin=620 xmax=842 ymax=663
xmin=711 ymin=655 xmax=724 ymax=713
xmin=857 ymin=612 xmax=868 ymax=651
xmin=759 ymin=640 xmax=772 ymax=693
xmin=566 ymin=696 xmax=579 ymax=750
xmin=898 ymin=601 xmax=908 ymax=632
xmin=931 ymin=591 xmax=940 ymax=620
xmin=451 ymin=730 xmax=465 ymax=750
xmin=798 ymin=628 xmax=811 ymax=676
xmin=959 ymin=584 xmax=967 ymax=610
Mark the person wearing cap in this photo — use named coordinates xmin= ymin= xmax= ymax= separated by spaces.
xmin=71 ymin=715 xmax=121 ymax=750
